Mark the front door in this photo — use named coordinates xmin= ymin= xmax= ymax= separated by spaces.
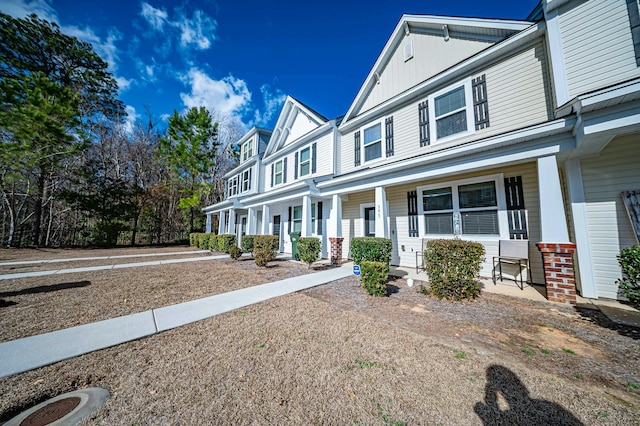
xmin=364 ymin=207 xmax=375 ymax=237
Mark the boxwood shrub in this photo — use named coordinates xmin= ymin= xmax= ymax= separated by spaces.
xmin=189 ymin=233 xmax=200 ymax=247
xmin=229 ymin=244 xmax=242 ymax=260
xmin=617 ymin=244 xmax=640 ymax=308
xmin=208 ymin=234 xmax=219 ymax=251
xmin=198 ymin=233 xmax=210 ymax=250
xmin=241 ymin=235 xmax=255 ymax=255
xmin=350 ymin=237 xmax=392 ymax=265
xmin=217 ymin=234 xmax=236 ymax=253
xmin=254 ymin=235 xmax=279 ymax=267
xmin=360 ymin=261 xmax=389 ymax=296
xmin=298 ymin=237 xmax=322 ymax=269
xmin=424 ymin=238 xmax=485 ymax=301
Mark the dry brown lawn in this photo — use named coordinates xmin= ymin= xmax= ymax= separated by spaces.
xmin=0 ymin=247 xmax=639 ymax=425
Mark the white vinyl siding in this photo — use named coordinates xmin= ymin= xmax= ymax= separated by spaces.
xmin=338 ymin=42 xmax=553 ymax=176
xmin=359 ymin=32 xmax=494 ymax=114
xmin=312 ymin=131 xmax=334 ymax=176
xmin=580 ymin=134 xmax=640 ymax=299
xmin=340 ymin=190 xmax=375 ymax=259
xmin=559 ymin=0 xmax=640 ymax=99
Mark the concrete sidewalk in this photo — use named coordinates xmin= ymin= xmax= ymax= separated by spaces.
xmin=0 ymin=254 xmax=229 ymax=281
xmin=0 ymin=250 xmax=211 ymax=266
xmin=0 ymin=263 xmax=353 ymax=378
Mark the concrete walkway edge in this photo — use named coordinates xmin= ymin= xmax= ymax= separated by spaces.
xmin=0 ymin=250 xmax=211 ymax=266
xmin=0 ymin=264 xmax=352 ymax=378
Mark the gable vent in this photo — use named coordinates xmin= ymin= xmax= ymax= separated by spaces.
xmin=403 ymin=41 xmax=413 ymax=62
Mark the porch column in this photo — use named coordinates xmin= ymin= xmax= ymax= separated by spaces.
xmin=565 ymin=159 xmax=597 ymax=299
xmin=329 ymin=194 xmax=344 ymax=265
xmin=247 ymin=207 xmax=257 ymax=235
xmin=536 ymin=155 xmax=577 ymax=305
xmin=262 ymin=204 xmax=270 ymax=235
xmin=205 ymin=213 xmax=212 ymax=233
xmin=375 ymin=186 xmax=389 ymax=238
xmin=228 ymin=209 xmax=236 ymax=235
xmin=218 ymin=211 xmax=226 ymax=235
xmin=301 ymin=195 xmax=312 ymax=237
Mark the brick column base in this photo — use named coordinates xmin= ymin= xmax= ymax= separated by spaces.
xmin=536 ymin=243 xmax=578 ymax=305
xmin=329 ymin=237 xmax=344 ymax=265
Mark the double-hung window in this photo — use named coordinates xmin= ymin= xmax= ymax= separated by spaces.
xmin=419 ymin=175 xmax=503 ymax=237
xmin=228 ymin=176 xmax=238 ymax=197
xmin=241 ymin=169 xmax=251 ymax=192
xmin=274 ymin=160 xmax=283 ymax=185
xmin=292 ymin=206 xmax=302 ymax=233
xmin=434 ymin=86 xmax=467 ymax=139
xmin=310 ymin=203 xmax=316 ymax=233
xmin=363 ymin=123 xmax=382 ymax=162
xmin=241 ymin=140 xmax=253 ymax=162
xmin=299 ymin=147 xmax=311 ymax=176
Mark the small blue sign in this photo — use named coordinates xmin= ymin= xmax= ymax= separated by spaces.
xmin=353 ymin=265 xmax=361 ymax=276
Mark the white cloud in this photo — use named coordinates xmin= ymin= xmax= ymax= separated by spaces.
xmin=253 ymin=84 xmax=286 ymax=126
xmin=0 ymin=0 xmax=57 ymax=23
xmin=180 ymin=68 xmax=252 ymax=126
xmin=140 ymin=2 xmax=167 ymax=31
xmin=145 ymin=65 xmax=154 ymax=78
xmin=116 ymin=76 xmax=132 ymax=92
xmin=124 ymin=105 xmax=140 ymax=133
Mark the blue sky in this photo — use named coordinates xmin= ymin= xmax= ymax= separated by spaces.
xmin=2 ymin=0 xmax=538 ymax=132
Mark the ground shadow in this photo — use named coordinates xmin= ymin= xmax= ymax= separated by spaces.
xmin=574 ymin=305 xmax=640 ymax=341
xmin=0 ymin=280 xmax=91 ymax=298
xmin=386 ymin=284 xmax=400 ymax=295
xmin=0 ymin=299 xmax=17 ymax=308
xmin=474 ymin=364 xmax=584 ymax=425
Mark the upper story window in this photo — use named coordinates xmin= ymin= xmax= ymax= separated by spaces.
xmin=241 ymin=168 xmax=251 ymax=192
xmin=227 ymin=175 xmax=238 ymax=197
xmin=274 ymin=159 xmax=284 ymax=185
xmin=363 ymin=123 xmax=382 ymax=162
xmin=418 ymin=175 xmax=504 ymax=238
xmin=241 ymin=139 xmax=254 ymax=162
xmin=434 ymin=86 xmax=467 ymax=139
xmin=299 ymin=147 xmax=311 ymax=176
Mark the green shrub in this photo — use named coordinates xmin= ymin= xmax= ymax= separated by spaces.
xmin=198 ymin=233 xmax=209 ymax=250
xmin=229 ymin=244 xmax=242 ymax=260
xmin=208 ymin=234 xmax=219 ymax=251
xmin=298 ymin=237 xmax=322 ymax=269
xmin=424 ymin=238 xmax=485 ymax=301
xmin=617 ymin=245 xmax=640 ymax=308
xmin=360 ymin=261 xmax=389 ymax=296
xmin=254 ymin=235 xmax=279 ymax=267
xmin=241 ymin=235 xmax=255 ymax=255
xmin=217 ymin=234 xmax=236 ymax=253
xmin=189 ymin=233 xmax=200 ymax=246
xmin=350 ymin=237 xmax=392 ymax=265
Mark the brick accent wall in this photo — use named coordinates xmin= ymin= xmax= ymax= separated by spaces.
xmin=329 ymin=237 xmax=344 ymax=265
xmin=536 ymin=243 xmax=577 ymax=305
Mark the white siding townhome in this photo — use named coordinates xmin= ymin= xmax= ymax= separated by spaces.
xmin=204 ymin=0 xmax=640 ymax=305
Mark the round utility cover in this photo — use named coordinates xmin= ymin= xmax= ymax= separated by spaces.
xmin=4 ymin=387 xmax=110 ymax=426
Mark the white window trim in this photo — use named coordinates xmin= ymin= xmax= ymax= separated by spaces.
xmin=428 ymin=80 xmax=475 ymax=145
xmin=273 ymin=159 xmax=284 ymax=187
xmin=416 ymin=173 xmax=508 ymax=240
xmin=228 ymin=175 xmax=239 ymax=197
xmin=359 ymin=118 xmax=387 ymax=166
xmin=241 ymin=168 xmax=251 ymax=193
xmin=292 ymin=205 xmax=303 ymax=233
xmin=241 ymin=139 xmax=254 ymax=163
xmin=360 ymin=203 xmax=375 ymax=237
xmin=299 ymin=146 xmax=312 ymax=177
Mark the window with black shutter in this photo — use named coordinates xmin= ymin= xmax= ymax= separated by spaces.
xmin=419 ymin=101 xmax=429 ymax=147
xmin=311 ymin=143 xmax=317 ymax=174
xmin=283 ymin=157 xmax=288 ymax=183
xmin=287 ymin=206 xmax=292 ymax=234
xmin=317 ymin=201 xmax=323 ymax=235
xmin=472 ymin=74 xmax=490 ymax=130
xmin=385 ymin=116 xmax=394 ymax=157
xmin=504 ymin=176 xmax=528 ymax=239
xmin=270 ymin=163 xmax=274 ymax=187
xmin=407 ymin=190 xmax=419 ymax=237
xmin=294 ymin=152 xmax=298 ymax=179
xmin=354 ymin=131 xmax=361 ymax=166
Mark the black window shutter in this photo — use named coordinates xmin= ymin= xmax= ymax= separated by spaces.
xmin=385 ymin=116 xmax=394 ymax=157
xmin=248 ymin=168 xmax=252 ymax=190
xmin=270 ymin=164 xmax=274 ymax=187
xmin=419 ymin=101 xmax=430 ymax=147
xmin=288 ymin=206 xmax=292 ymax=234
xmin=504 ymin=176 xmax=528 ymax=239
xmin=317 ymin=201 xmax=323 ymax=235
xmin=294 ymin=152 xmax=298 ymax=179
xmin=283 ymin=158 xmax=287 ymax=183
xmin=627 ymin=0 xmax=640 ymax=66
xmin=354 ymin=131 xmax=361 ymax=166
xmin=472 ymin=74 xmax=490 ymax=130
xmin=407 ymin=191 xmax=419 ymax=237
xmin=311 ymin=143 xmax=317 ymax=174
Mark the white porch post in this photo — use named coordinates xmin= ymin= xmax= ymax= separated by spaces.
xmin=375 ymin=186 xmax=389 ymax=238
xmin=205 ymin=213 xmax=212 ymax=233
xmin=218 ymin=211 xmax=226 ymax=235
xmin=329 ymin=194 xmax=343 ymax=238
xmin=565 ymin=159 xmax=597 ymax=298
xmin=301 ymin=195 xmax=312 ymax=237
xmin=228 ymin=209 xmax=236 ymax=235
xmin=262 ymin=205 xmax=270 ymax=235
xmin=537 ymin=156 xmax=570 ymax=242
xmin=247 ymin=208 xmax=257 ymax=235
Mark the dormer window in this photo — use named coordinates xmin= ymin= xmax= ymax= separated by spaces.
xmin=241 ymin=140 xmax=254 ymax=162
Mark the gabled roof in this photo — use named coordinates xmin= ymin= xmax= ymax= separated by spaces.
xmin=235 ymin=126 xmax=272 ymax=148
xmin=342 ymin=14 xmax=533 ymax=123
xmin=263 ymin=96 xmax=328 ymax=158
